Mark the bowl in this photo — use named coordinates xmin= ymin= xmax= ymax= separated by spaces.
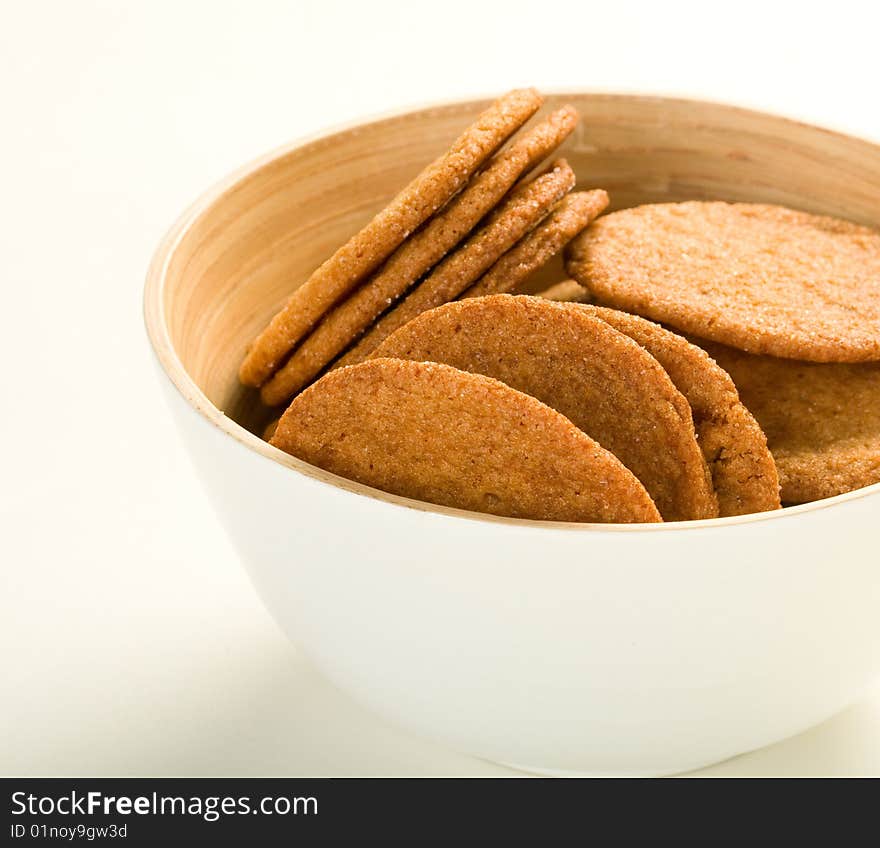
xmin=144 ymin=93 xmax=880 ymax=776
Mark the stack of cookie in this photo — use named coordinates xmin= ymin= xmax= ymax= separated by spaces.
xmin=243 ymin=89 xmax=880 ymax=523
xmin=564 ymin=201 xmax=880 ymax=507
xmin=239 ymin=88 xmax=607 ymax=407
xmin=269 ymin=293 xmax=785 ymax=523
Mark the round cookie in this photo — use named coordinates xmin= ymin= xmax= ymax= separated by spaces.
xmin=577 ymin=306 xmax=780 ymax=516
xmin=323 ymin=160 xmax=576 ymax=380
xmin=566 ymin=201 xmax=880 ymax=363
xmin=697 ymin=340 xmax=880 ymax=504
xmin=240 ymin=88 xmax=543 ymax=387
xmin=270 ymin=358 xmax=661 ymax=524
xmin=370 ymin=295 xmax=718 ymax=522
xmin=256 ymin=106 xmax=579 ymax=403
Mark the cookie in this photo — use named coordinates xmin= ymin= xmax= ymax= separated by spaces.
xmin=257 ymin=106 xmax=578 ymax=404
xmin=270 ymin=358 xmax=661 ymax=523
xmin=239 ymin=88 xmax=543 ymax=387
xmin=566 ymin=201 xmax=880 ymax=363
xmin=536 ymin=279 xmax=590 ymax=303
xmin=370 ymin=295 xmax=718 ymax=521
xmin=576 ymin=306 xmax=780 ymax=516
xmin=461 ymin=190 xmax=608 ymax=299
xmin=697 ymin=341 xmax=880 ymax=504
xmin=319 ymin=160 xmax=576 ymax=379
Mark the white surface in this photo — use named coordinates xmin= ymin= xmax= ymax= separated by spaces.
xmin=2 ymin=0 xmax=879 ymax=776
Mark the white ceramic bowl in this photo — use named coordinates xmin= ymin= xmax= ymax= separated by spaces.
xmin=144 ymin=93 xmax=880 ymax=775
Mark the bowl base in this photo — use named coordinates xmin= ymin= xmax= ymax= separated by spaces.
xmin=494 ymin=756 xmax=725 ymax=777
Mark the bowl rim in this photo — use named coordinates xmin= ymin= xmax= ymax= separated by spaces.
xmin=143 ymin=90 xmax=880 ymax=534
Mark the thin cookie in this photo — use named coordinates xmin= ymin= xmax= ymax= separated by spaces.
xmin=240 ymin=88 xmax=543 ymax=387
xmin=577 ymin=306 xmax=780 ymax=516
xmin=258 ymin=106 xmax=578 ymax=403
xmin=461 ymin=191 xmax=608 ymax=299
xmin=271 ymin=358 xmax=661 ymax=524
xmin=566 ymin=201 xmax=880 ymax=362
xmin=317 ymin=159 xmax=576 ymax=380
xmin=371 ymin=295 xmax=718 ymax=521
xmin=697 ymin=341 xmax=880 ymax=504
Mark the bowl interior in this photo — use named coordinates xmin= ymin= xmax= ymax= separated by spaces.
xmin=149 ymin=93 xmax=880 ymax=469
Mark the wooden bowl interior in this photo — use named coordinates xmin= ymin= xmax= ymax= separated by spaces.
xmin=157 ymin=94 xmax=880 ymax=436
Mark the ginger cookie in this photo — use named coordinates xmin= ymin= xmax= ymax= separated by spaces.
xmin=239 ymin=88 xmax=543 ymax=387
xmin=257 ymin=106 xmax=578 ymax=404
xmin=371 ymin=295 xmax=718 ymax=521
xmin=536 ymin=279 xmax=590 ymax=303
xmin=697 ymin=341 xmax=880 ymax=504
xmin=461 ymin=191 xmax=608 ymax=299
xmin=318 ymin=160 xmax=576 ymax=380
xmin=576 ymin=306 xmax=780 ymax=516
xmin=566 ymin=201 xmax=880 ymax=363
xmin=270 ymin=358 xmax=661 ymax=524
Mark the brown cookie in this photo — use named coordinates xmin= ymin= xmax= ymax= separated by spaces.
xmin=575 ymin=306 xmax=780 ymax=516
xmin=239 ymin=88 xmax=543 ymax=387
xmin=696 ymin=341 xmax=880 ymax=504
xmin=536 ymin=279 xmax=591 ymax=303
xmin=566 ymin=201 xmax=880 ymax=363
xmin=370 ymin=295 xmax=718 ymax=521
xmin=258 ymin=106 xmax=579 ymax=404
xmin=270 ymin=358 xmax=661 ymax=523
xmin=461 ymin=190 xmax=608 ymax=299
xmin=321 ymin=160 xmax=576 ymax=379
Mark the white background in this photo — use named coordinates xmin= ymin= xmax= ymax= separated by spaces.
xmin=2 ymin=0 xmax=880 ymax=776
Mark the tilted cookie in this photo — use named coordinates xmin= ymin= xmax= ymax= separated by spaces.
xmin=461 ymin=191 xmax=608 ymax=299
xmin=566 ymin=201 xmax=880 ymax=362
xmin=258 ymin=106 xmax=579 ymax=403
xmin=370 ymin=295 xmax=718 ymax=521
xmin=323 ymin=160 xmax=576 ymax=378
xmin=240 ymin=88 xmax=543 ymax=387
xmin=270 ymin=358 xmax=661 ymax=523
xmin=576 ymin=306 xmax=780 ymax=516
xmin=698 ymin=341 xmax=880 ymax=504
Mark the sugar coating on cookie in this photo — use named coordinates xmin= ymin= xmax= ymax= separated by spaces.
xmin=240 ymin=88 xmax=543 ymax=387
xmin=271 ymin=358 xmax=661 ymax=523
xmin=327 ymin=160 xmax=576 ymax=376
xmin=698 ymin=341 xmax=880 ymax=504
xmin=461 ymin=190 xmax=608 ymax=300
xmin=576 ymin=306 xmax=780 ymax=516
xmin=258 ymin=106 xmax=579 ymax=404
xmin=566 ymin=201 xmax=880 ymax=363
xmin=371 ymin=295 xmax=718 ymax=521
